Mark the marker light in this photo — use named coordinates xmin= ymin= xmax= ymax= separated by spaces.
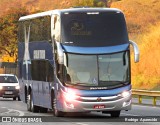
xmin=121 ymin=91 xmax=130 ymax=98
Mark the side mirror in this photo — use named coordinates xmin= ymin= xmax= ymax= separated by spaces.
xmin=130 ymin=40 xmax=139 ymax=63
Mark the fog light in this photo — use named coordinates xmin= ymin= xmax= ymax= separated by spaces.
xmin=65 ymin=101 xmax=75 ymax=109
xmin=0 ymin=86 xmax=2 ymax=90
xmin=123 ymin=100 xmax=131 ymax=107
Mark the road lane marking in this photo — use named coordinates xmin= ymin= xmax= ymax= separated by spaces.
xmin=0 ymin=108 xmax=25 ymax=116
xmin=9 ymin=109 xmax=25 ymax=116
xmin=121 ymin=112 xmax=139 ymax=116
xmin=76 ymin=123 xmax=89 ymax=125
xmin=133 ymin=104 xmax=160 ymax=109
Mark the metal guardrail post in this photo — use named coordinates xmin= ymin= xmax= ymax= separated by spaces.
xmin=138 ymin=95 xmax=142 ymax=104
xmin=153 ymin=97 xmax=156 ymax=106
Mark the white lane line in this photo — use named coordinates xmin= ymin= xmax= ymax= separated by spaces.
xmin=9 ymin=109 xmax=25 ymax=116
xmin=75 ymin=123 xmax=89 ymax=125
xmin=121 ymin=112 xmax=139 ymax=116
xmin=0 ymin=108 xmax=25 ymax=116
xmin=133 ymin=104 xmax=160 ymax=109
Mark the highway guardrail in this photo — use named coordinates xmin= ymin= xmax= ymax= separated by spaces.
xmin=132 ymin=89 xmax=160 ymax=106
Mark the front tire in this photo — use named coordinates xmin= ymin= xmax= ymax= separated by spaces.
xmin=13 ymin=97 xmax=16 ymax=100
xmin=52 ymin=93 xmax=64 ymax=117
xmin=27 ymin=93 xmax=31 ymax=111
xmin=18 ymin=96 xmax=21 ymax=101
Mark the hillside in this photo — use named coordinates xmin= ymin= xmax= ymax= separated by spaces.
xmin=111 ymin=0 xmax=160 ymax=89
xmin=111 ymin=0 xmax=160 ymax=40
xmin=0 ymin=0 xmax=73 ymax=16
xmin=0 ymin=0 xmax=107 ymax=16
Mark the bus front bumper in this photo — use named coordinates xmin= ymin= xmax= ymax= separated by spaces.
xmin=60 ymin=94 xmax=131 ymax=112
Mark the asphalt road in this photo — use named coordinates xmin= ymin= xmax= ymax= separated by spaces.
xmin=0 ymin=97 xmax=160 ymax=125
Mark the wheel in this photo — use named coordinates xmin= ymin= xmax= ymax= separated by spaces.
xmin=52 ymin=93 xmax=64 ymax=117
xmin=30 ymin=92 xmax=39 ymax=113
xmin=27 ymin=92 xmax=31 ymax=111
xmin=40 ymin=107 xmax=48 ymax=113
xmin=110 ymin=111 xmax=120 ymax=117
xmin=18 ymin=96 xmax=21 ymax=101
xmin=13 ymin=97 xmax=16 ymax=100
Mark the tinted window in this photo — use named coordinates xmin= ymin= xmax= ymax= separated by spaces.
xmin=31 ymin=60 xmax=53 ymax=82
xmin=61 ymin=12 xmax=129 ymax=47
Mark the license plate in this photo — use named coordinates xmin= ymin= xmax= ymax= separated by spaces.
xmin=94 ymin=105 xmax=105 ymax=109
xmin=5 ymin=91 xmax=13 ymax=94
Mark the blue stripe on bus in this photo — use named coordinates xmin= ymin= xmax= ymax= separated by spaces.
xmin=62 ymin=43 xmax=129 ymax=54
xmin=75 ymin=84 xmax=131 ymax=97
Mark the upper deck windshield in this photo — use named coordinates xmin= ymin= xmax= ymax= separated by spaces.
xmin=61 ymin=11 xmax=129 ymax=47
xmin=64 ymin=51 xmax=130 ymax=88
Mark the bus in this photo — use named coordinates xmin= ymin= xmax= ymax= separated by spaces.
xmin=18 ymin=7 xmax=139 ymax=117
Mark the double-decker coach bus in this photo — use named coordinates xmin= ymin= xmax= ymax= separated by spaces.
xmin=18 ymin=8 xmax=139 ymax=117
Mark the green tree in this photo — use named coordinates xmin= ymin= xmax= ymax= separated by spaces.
xmin=0 ymin=7 xmax=29 ymax=61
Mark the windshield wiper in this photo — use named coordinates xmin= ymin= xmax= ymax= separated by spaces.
xmin=99 ymin=80 xmax=129 ymax=85
xmin=74 ymin=82 xmax=89 ymax=86
xmin=65 ymin=82 xmax=86 ymax=87
xmin=113 ymin=81 xmax=129 ymax=86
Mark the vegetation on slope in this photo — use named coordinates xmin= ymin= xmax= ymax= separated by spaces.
xmin=111 ymin=0 xmax=160 ymax=40
xmin=131 ymin=23 xmax=160 ymax=90
xmin=112 ymin=0 xmax=160 ymax=89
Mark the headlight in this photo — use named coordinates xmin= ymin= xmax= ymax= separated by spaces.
xmin=121 ymin=91 xmax=130 ymax=98
xmin=63 ymin=88 xmax=80 ymax=102
xmin=15 ymin=85 xmax=20 ymax=90
xmin=120 ymin=91 xmax=130 ymax=98
xmin=0 ymin=86 xmax=3 ymax=90
xmin=64 ymin=92 xmax=80 ymax=102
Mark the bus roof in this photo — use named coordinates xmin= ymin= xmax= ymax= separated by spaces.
xmin=19 ymin=8 xmax=122 ymax=21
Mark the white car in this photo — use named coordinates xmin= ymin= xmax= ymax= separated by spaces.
xmin=0 ymin=74 xmax=20 ymax=101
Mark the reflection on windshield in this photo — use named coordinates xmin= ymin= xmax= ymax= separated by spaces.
xmin=98 ymin=52 xmax=129 ymax=82
xmin=61 ymin=12 xmax=128 ymax=47
xmin=66 ymin=55 xmax=98 ymax=86
xmin=64 ymin=52 xmax=130 ymax=87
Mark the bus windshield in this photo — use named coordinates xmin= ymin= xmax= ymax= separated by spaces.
xmin=64 ymin=51 xmax=130 ymax=88
xmin=61 ymin=12 xmax=128 ymax=47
